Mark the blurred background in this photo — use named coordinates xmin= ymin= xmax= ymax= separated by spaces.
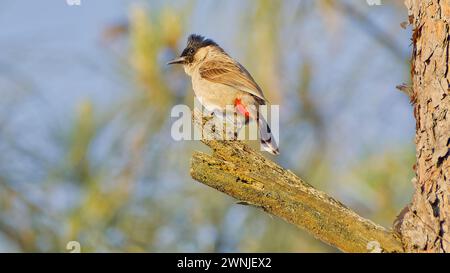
xmin=0 ymin=0 xmax=415 ymax=252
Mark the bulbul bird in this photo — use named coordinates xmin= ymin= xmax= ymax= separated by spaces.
xmin=168 ymin=34 xmax=279 ymax=155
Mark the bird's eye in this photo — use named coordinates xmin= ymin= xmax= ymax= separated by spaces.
xmin=189 ymin=48 xmax=195 ymax=54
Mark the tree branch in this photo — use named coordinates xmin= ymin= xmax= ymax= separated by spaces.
xmin=189 ymin=109 xmax=403 ymax=253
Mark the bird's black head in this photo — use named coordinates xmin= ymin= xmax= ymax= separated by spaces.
xmin=167 ymin=34 xmax=221 ymax=65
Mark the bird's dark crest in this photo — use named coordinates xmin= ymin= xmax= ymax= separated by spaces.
xmin=187 ymin=34 xmax=223 ymax=51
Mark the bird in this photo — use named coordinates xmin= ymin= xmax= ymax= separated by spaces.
xmin=167 ymin=34 xmax=279 ymax=155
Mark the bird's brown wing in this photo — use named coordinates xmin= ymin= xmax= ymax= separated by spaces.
xmin=199 ymin=59 xmax=267 ymax=102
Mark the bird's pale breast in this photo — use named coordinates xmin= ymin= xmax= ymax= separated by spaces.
xmin=192 ymin=71 xmax=244 ymax=112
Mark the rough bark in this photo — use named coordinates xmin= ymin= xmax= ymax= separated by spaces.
xmin=190 ymin=110 xmax=403 ymax=253
xmin=399 ymin=0 xmax=450 ymax=252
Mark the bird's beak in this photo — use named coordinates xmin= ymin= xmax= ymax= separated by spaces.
xmin=167 ymin=56 xmax=186 ymax=65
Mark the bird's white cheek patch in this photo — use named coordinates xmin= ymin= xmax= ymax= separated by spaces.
xmin=194 ymin=47 xmax=209 ymax=62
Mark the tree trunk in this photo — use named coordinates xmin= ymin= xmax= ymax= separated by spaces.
xmin=399 ymin=0 xmax=450 ymax=252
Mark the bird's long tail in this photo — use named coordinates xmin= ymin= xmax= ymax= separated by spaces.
xmin=258 ymin=115 xmax=279 ymax=155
